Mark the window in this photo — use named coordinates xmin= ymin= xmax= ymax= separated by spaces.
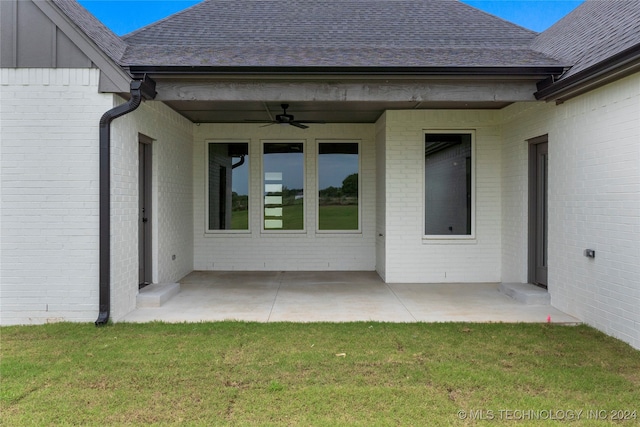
xmin=263 ymin=142 xmax=304 ymax=230
xmin=424 ymin=132 xmax=474 ymax=237
xmin=207 ymin=142 xmax=249 ymax=231
xmin=318 ymin=142 xmax=359 ymax=231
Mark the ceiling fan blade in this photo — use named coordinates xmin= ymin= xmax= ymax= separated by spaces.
xmin=289 ymin=122 xmax=309 ymax=129
xmin=260 ymin=123 xmax=277 ymax=128
xmin=244 ymin=119 xmax=277 ymax=123
xmin=295 ymin=120 xmax=326 ymax=124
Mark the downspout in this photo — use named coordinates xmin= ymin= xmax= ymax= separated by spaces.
xmin=95 ymin=76 xmax=157 ymax=326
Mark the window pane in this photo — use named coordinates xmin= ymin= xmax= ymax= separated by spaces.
xmin=208 ymin=143 xmax=249 ymax=230
xmin=425 ymin=134 xmax=472 ymax=235
xmin=264 ymin=142 xmax=304 ymax=230
xmin=318 ymin=143 xmax=359 ymax=230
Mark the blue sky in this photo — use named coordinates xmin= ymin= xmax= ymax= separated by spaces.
xmin=77 ymin=0 xmax=585 ymax=36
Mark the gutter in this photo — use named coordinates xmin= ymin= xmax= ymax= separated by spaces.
xmin=95 ymin=75 xmax=157 ymax=326
xmin=535 ymin=44 xmax=640 ymax=102
xmin=128 ymin=65 xmax=567 ymax=78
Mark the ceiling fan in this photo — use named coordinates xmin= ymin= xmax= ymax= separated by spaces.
xmin=245 ymin=104 xmax=325 ymax=129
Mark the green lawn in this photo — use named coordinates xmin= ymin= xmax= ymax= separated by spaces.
xmin=1 ymin=322 xmax=638 ymax=425
xmin=230 ymin=209 xmax=248 ymax=230
xmin=319 ymin=205 xmax=358 ymax=230
xmin=233 ymin=204 xmax=358 ymax=231
xmin=264 ymin=204 xmax=304 ymax=230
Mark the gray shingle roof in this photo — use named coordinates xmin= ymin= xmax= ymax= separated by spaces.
xmin=52 ymin=0 xmax=127 ymax=63
xmin=533 ymin=0 xmax=640 ymax=79
xmin=49 ymin=0 xmax=640 ymax=79
xmin=120 ymin=0 xmax=564 ymax=68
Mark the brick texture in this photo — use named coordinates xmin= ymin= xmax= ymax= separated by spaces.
xmin=501 ymin=73 xmax=640 ymax=349
xmin=109 ymin=99 xmax=193 ymax=320
xmin=381 ymin=110 xmax=502 ymax=283
xmin=0 ymin=68 xmax=194 ymax=324
xmin=1 ymin=68 xmax=110 ymax=324
xmin=193 ymin=124 xmax=376 ymax=271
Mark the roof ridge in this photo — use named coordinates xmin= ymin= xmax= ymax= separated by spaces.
xmin=454 ymin=0 xmax=539 ymax=36
xmin=532 ymin=0 xmax=640 ymax=80
xmin=123 ymin=0 xmax=206 ymax=39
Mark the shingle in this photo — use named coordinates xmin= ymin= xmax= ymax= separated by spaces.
xmin=120 ymin=0 xmax=563 ymax=68
xmin=122 ymin=44 xmax=560 ymax=67
xmin=51 ymin=0 xmax=128 ymax=63
xmin=533 ymin=0 xmax=640 ymax=79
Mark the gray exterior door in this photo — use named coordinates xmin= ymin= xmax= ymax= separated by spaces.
xmin=138 ymin=137 xmax=152 ymax=287
xmin=529 ymin=137 xmax=548 ymax=288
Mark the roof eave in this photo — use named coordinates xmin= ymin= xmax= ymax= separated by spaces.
xmin=128 ymin=65 xmax=566 ymax=79
xmin=535 ymin=44 xmax=640 ymax=103
xmin=35 ymin=0 xmax=132 ymax=92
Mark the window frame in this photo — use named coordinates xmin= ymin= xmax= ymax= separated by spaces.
xmin=261 ymin=140 xmax=307 ymax=234
xmin=316 ymin=140 xmax=362 ymax=234
xmin=205 ymin=140 xmax=251 ymax=234
xmin=422 ymin=130 xmax=476 ymax=241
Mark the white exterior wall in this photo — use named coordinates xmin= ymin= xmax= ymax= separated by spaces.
xmin=500 ymin=104 xmax=552 ymax=283
xmin=502 ymin=73 xmax=640 ymax=349
xmin=0 ymin=69 xmax=193 ymax=324
xmin=109 ymin=99 xmax=193 ymax=320
xmin=381 ymin=110 xmax=502 ymax=283
xmin=193 ymin=123 xmax=376 ymax=271
xmin=0 ymin=69 xmax=111 ymax=324
xmin=375 ymin=113 xmax=387 ymax=280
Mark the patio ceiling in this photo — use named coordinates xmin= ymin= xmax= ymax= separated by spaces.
xmin=161 ymin=100 xmax=512 ymax=124
xmin=145 ymin=75 xmax=546 ymax=124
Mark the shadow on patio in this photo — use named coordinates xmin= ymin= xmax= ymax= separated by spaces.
xmin=122 ymin=271 xmax=580 ymax=324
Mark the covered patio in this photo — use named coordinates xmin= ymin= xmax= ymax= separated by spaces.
xmin=123 ymin=271 xmax=579 ymax=324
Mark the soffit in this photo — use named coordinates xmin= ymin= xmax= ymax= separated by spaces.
xmin=162 ymin=100 xmax=511 ymax=124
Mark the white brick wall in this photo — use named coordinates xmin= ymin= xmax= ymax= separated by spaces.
xmin=500 ymin=102 xmax=553 ymax=283
xmin=109 ymin=99 xmax=193 ymax=321
xmin=1 ymin=68 xmax=111 ymax=324
xmin=381 ymin=110 xmax=502 ymax=283
xmin=193 ymin=124 xmax=376 ymax=271
xmin=3 ymin=67 xmax=638 ymax=350
xmin=375 ymin=113 xmax=387 ymax=280
xmin=501 ymin=73 xmax=640 ymax=349
xmin=0 ymin=69 xmax=193 ymax=324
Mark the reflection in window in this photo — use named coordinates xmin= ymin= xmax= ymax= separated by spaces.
xmin=318 ymin=142 xmax=359 ymax=230
xmin=208 ymin=142 xmax=249 ymax=230
xmin=424 ymin=133 xmax=472 ymax=235
xmin=264 ymin=142 xmax=304 ymax=230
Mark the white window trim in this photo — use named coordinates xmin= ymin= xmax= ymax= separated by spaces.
xmin=315 ymin=139 xmax=362 ymax=234
xmin=204 ymin=139 xmax=251 ymax=235
xmin=422 ymin=130 xmax=476 ymax=242
xmin=261 ymin=139 xmax=307 ymax=234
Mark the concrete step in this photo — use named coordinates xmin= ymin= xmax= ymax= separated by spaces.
xmin=499 ymin=282 xmax=550 ymax=305
xmin=136 ymin=283 xmax=180 ymax=308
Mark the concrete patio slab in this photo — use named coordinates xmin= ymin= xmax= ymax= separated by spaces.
xmin=271 ymin=272 xmax=416 ymax=322
xmin=120 ymin=271 xmax=580 ymax=324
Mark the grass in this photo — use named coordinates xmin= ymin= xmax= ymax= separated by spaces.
xmin=234 ymin=205 xmax=359 ymax=231
xmin=319 ymin=205 xmax=358 ymax=230
xmin=2 ymin=322 xmax=638 ymax=426
xmin=230 ymin=209 xmax=248 ymax=230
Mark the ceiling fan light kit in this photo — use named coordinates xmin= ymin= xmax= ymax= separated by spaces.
xmin=245 ymin=104 xmax=325 ymax=129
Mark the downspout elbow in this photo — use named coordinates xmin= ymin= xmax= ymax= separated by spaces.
xmin=96 ymin=76 xmax=156 ymax=326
